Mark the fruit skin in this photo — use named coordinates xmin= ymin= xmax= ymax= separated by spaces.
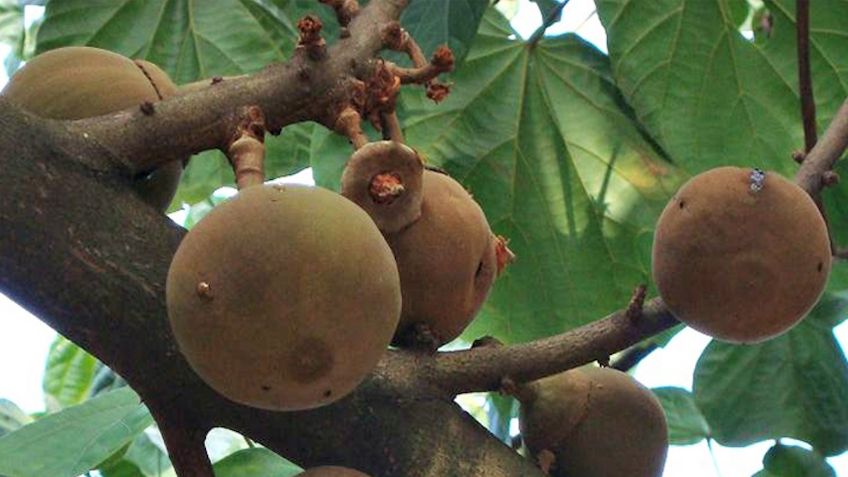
xmin=166 ymin=184 xmax=401 ymax=411
xmin=388 ymin=170 xmax=497 ymax=347
xmin=1 ymin=46 xmax=183 ymax=212
xmin=652 ymin=166 xmax=830 ymax=343
xmin=296 ymin=467 xmax=371 ymax=476
xmin=519 ymin=367 xmax=668 ymax=477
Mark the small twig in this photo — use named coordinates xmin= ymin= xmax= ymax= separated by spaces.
xmin=227 ymin=106 xmax=266 ymax=189
xmin=319 ymin=0 xmax=360 ymax=27
xmin=386 ymin=45 xmax=454 ymax=85
xmin=610 ymin=343 xmax=659 ymax=372
xmin=528 ymin=1 xmax=571 ymax=46
xmin=796 ymin=0 xmax=817 ymax=152
xmin=625 ymin=284 xmax=647 ymax=323
xmin=382 ymin=22 xmax=453 ymax=102
xmin=794 ymin=97 xmax=848 ymax=204
xmin=429 ymin=297 xmax=679 ymax=396
xmin=296 ymin=15 xmax=326 ymax=60
xmin=381 ymin=111 xmax=405 ymax=142
xmin=333 ymin=106 xmax=369 ymax=149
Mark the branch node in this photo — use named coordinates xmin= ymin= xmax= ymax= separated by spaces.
xmin=792 ymin=150 xmax=807 ymax=164
xmin=333 ymin=106 xmax=369 ymax=149
xmin=227 ymin=106 xmax=267 ymax=189
xmin=297 ymin=15 xmax=327 ymax=60
xmin=211 ymin=76 xmax=223 ymax=85
xmin=822 ymin=170 xmax=840 ymax=187
xmin=139 ymin=101 xmax=155 ymax=115
xmin=625 ymin=284 xmax=648 ymax=324
xmin=319 ymin=0 xmax=360 ymax=27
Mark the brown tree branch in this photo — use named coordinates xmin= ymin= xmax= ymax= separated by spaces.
xmin=796 ymin=0 xmax=817 ymax=152
xmin=62 ymin=0 xmax=410 ymax=177
xmin=427 ymin=298 xmax=679 ymax=396
xmin=795 ymin=98 xmax=848 ymax=198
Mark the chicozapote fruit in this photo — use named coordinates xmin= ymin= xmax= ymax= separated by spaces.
xmin=652 ymin=166 xmax=831 ymax=343
xmin=518 ymin=366 xmax=668 ymax=477
xmin=166 ymin=184 xmax=401 ymax=411
xmin=1 ymin=46 xmax=183 ymax=212
xmin=386 ymin=169 xmax=498 ymax=347
xmin=295 ymin=467 xmax=371 ymax=476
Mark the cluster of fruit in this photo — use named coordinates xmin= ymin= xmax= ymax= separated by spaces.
xmin=6 ymin=45 xmax=832 ymax=477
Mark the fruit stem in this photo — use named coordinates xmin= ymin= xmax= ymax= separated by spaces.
xmin=228 ymin=135 xmax=265 ymax=189
xmin=335 ymin=107 xmax=369 ymax=150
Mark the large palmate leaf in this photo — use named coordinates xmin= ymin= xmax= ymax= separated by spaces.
xmin=693 ymin=294 xmax=848 ymax=456
xmin=43 ymin=335 xmax=100 ymax=411
xmin=652 ymin=387 xmax=710 ymax=445
xmin=596 ymin=0 xmax=802 ymax=177
xmin=213 ymin=448 xmax=302 ymax=477
xmin=399 ymin=0 xmax=489 ymax=67
xmin=399 ymin=10 xmax=682 ymax=343
xmin=35 ymin=0 xmax=294 ymax=84
xmin=0 ymin=387 xmax=153 ymax=477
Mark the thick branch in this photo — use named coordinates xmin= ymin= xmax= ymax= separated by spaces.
xmin=428 ymin=298 xmax=678 ymax=396
xmin=63 ymin=0 xmax=409 ymax=176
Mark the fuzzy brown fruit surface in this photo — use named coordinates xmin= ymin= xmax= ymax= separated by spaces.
xmin=388 ymin=170 xmax=497 ymax=347
xmin=341 ymin=140 xmax=424 ymax=234
xmin=296 ymin=467 xmax=371 ymax=476
xmin=518 ymin=366 xmax=668 ymax=477
xmin=652 ymin=166 xmax=830 ymax=343
xmin=1 ymin=46 xmax=183 ymax=212
xmin=166 ymin=184 xmax=401 ymax=411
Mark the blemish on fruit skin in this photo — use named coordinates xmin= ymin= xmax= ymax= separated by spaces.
xmin=818 ymin=261 xmax=824 ymax=272
xmin=261 ymin=385 xmax=271 ymax=391
xmin=324 ymin=389 xmax=332 ymax=397
xmin=288 ymin=337 xmax=333 ymax=383
xmin=196 ymin=281 xmax=213 ymax=299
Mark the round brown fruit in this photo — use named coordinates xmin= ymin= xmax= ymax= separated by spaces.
xmin=518 ymin=367 xmax=668 ymax=477
xmin=388 ymin=169 xmax=497 ymax=348
xmin=1 ymin=46 xmax=183 ymax=212
xmin=296 ymin=467 xmax=371 ymax=476
xmin=166 ymin=184 xmax=401 ymax=411
xmin=652 ymin=166 xmax=830 ymax=343
xmin=341 ymin=140 xmax=424 ymax=234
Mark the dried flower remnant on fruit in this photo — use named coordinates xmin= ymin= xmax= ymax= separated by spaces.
xmin=341 ymin=141 xmax=424 ymax=234
xmin=494 ymin=235 xmax=515 ymax=276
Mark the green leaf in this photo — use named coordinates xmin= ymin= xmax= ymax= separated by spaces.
xmin=760 ymin=443 xmax=836 ymax=477
xmin=213 ymin=448 xmax=302 ymax=477
xmin=532 ymin=0 xmax=562 ymax=21
xmin=0 ymin=0 xmax=22 ymax=46
xmin=652 ymin=387 xmax=710 ymax=445
xmin=596 ymin=0 xmax=802 ymax=177
xmin=401 ymin=9 xmax=682 ymax=343
xmin=0 ymin=387 xmax=153 ymax=477
xmin=99 ymin=459 xmax=146 ymax=477
xmin=36 ymin=0 xmax=294 ymax=84
xmin=399 ymin=0 xmax=489 ymax=66
xmin=0 ymin=400 xmax=32 ymax=438
xmin=124 ymin=431 xmax=173 ymax=477
xmin=43 ymin=335 xmax=100 ymax=411
xmin=172 ymin=151 xmax=235 ymax=209
xmin=693 ymin=314 xmax=848 ymax=456
xmin=725 ymin=0 xmax=750 ymax=28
